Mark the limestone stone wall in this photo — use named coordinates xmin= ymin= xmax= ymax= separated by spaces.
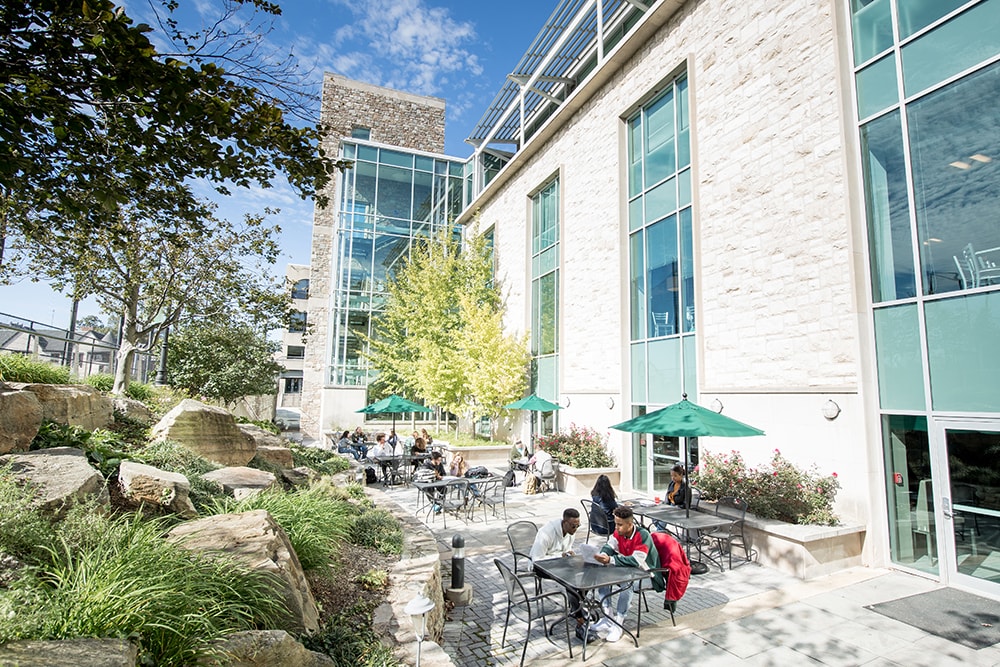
xmin=302 ymin=75 xmax=447 ymax=441
xmin=470 ymin=1 xmax=868 ymax=522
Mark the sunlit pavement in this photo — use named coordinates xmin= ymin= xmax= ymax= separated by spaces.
xmin=372 ymin=480 xmax=1000 ymax=666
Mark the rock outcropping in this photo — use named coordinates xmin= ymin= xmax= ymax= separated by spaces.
xmin=151 ymin=399 xmax=255 ymax=466
xmin=10 ymin=383 xmax=113 ymax=431
xmin=0 ymin=447 xmax=109 ymax=516
xmin=166 ymin=509 xmax=319 ymax=633
xmin=117 ymin=460 xmax=197 ymax=517
xmin=0 ymin=384 xmax=43 ymax=454
xmin=202 ymin=466 xmax=278 ymax=499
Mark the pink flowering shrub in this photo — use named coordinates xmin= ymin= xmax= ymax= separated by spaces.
xmin=536 ymin=424 xmax=615 ymax=469
xmin=691 ymin=449 xmax=840 ymax=525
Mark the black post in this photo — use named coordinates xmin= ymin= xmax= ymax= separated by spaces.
xmin=154 ymin=326 xmax=169 ymax=386
xmin=451 ymin=533 xmax=465 ymax=589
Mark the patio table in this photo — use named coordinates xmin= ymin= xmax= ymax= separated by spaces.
xmin=636 ymin=507 xmax=734 ymax=573
xmin=534 ymin=555 xmax=651 ymax=660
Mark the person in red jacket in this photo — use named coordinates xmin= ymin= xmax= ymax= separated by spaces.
xmin=593 ymin=506 xmax=659 ymax=642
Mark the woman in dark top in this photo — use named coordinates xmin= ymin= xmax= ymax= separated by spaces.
xmin=590 ymin=474 xmax=618 ymax=535
xmin=666 ymin=465 xmax=688 ymax=508
xmin=336 ymin=430 xmax=359 ymax=460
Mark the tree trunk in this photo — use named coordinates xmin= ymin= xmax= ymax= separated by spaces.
xmin=113 ymin=340 xmax=136 ymax=395
xmin=112 ymin=286 xmax=141 ymax=395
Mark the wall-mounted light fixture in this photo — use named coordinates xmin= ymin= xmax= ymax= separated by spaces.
xmin=822 ymin=399 xmax=841 ymax=420
xmin=710 ymin=398 xmax=724 ymax=413
xmin=606 ymin=396 xmax=615 ymax=410
xmin=561 ymin=395 xmax=571 ymax=408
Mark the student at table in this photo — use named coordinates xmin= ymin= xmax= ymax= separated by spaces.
xmin=336 ymin=430 xmax=360 ymax=460
xmin=367 ymin=434 xmax=393 ymax=483
xmin=530 ymin=508 xmax=595 ymax=643
xmin=593 ymin=506 xmax=661 ymax=642
xmin=590 ymin=474 xmax=619 ymax=536
xmin=448 ymin=451 xmax=469 ymax=478
xmin=422 ymin=450 xmax=446 ymax=479
xmin=666 ymin=465 xmax=688 ymax=508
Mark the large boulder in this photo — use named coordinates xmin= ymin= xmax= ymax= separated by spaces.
xmin=0 ymin=385 xmax=43 ymax=454
xmin=166 ymin=510 xmax=319 ymax=633
xmin=150 ymin=399 xmax=255 ymax=466
xmin=202 ymin=466 xmax=278 ymax=500
xmin=281 ymin=466 xmax=320 ymax=488
xmin=10 ymin=383 xmax=113 ymax=431
xmin=0 ymin=638 xmax=138 ymax=667
xmin=0 ymin=447 xmax=109 ymax=516
xmin=117 ymin=460 xmax=197 ymax=518
xmin=111 ymin=396 xmax=153 ymax=424
xmin=209 ymin=630 xmax=334 ymax=667
xmin=238 ymin=424 xmax=294 ymax=469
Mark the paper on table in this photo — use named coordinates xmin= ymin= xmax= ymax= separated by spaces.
xmin=574 ymin=542 xmax=604 ymax=565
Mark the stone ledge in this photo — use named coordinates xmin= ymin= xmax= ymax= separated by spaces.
xmin=364 ymin=486 xmax=456 ymax=667
xmin=556 ymin=465 xmax=620 ymax=497
xmin=702 ymin=502 xmax=866 ymax=580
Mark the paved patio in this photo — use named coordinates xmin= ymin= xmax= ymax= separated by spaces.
xmin=377 ymin=480 xmax=1000 ymax=667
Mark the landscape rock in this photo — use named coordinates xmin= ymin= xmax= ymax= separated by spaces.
xmin=237 ymin=423 xmax=288 ymax=449
xmin=117 ymin=460 xmax=197 ymax=517
xmin=9 ymin=383 xmax=113 ymax=431
xmin=150 ymin=399 xmax=255 ymax=466
xmin=0 ymin=385 xmax=43 ymax=454
xmin=209 ymin=630 xmax=334 ymax=667
xmin=280 ymin=466 xmax=319 ymax=487
xmin=254 ymin=444 xmax=295 ymax=470
xmin=0 ymin=447 xmax=109 ymax=516
xmin=111 ymin=396 xmax=153 ymax=423
xmin=202 ymin=466 xmax=278 ymax=499
xmin=0 ymin=638 xmax=138 ymax=667
xmin=166 ymin=509 xmax=319 ymax=633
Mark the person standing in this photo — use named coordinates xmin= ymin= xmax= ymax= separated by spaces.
xmin=593 ymin=506 xmax=660 ymax=642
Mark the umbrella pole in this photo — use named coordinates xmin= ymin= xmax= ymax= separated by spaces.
xmin=685 ymin=434 xmax=710 ymax=575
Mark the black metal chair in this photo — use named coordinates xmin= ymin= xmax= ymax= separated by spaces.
xmin=468 ymin=476 xmax=507 ymax=523
xmin=636 ymin=566 xmax=675 ymax=635
xmin=495 ymin=558 xmax=573 ymax=667
xmin=506 ymin=520 xmax=538 ymax=576
xmin=580 ymin=499 xmax=611 ymax=544
xmin=427 ymin=478 xmax=469 ymax=529
xmin=706 ymin=496 xmax=751 ymax=569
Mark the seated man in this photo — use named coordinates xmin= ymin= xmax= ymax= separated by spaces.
xmin=593 ymin=506 xmax=660 ymax=642
xmin=530 ymin=508 xmax=595 ymax=643
xmin=367 ymin=434 xmax=395 ymax=484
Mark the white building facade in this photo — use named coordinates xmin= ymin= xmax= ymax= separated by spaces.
xmin=457 ymin=0 xmax=1000 ymax=598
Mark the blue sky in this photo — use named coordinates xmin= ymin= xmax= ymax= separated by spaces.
xmin=0 ymin=0 xmax=552 ymax=328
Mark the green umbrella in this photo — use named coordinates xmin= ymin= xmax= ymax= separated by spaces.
xmin=610 ymin=394 xmax=764 ymax=517
xmin=504 ymin=394 xmax=562 ymax=412
xmin=357 ymin=394 xmax=433 ymax=448
xmin=504 ymin=394 xmax=561 ymax=451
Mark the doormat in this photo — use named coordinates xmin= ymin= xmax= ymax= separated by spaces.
xmin=865 ymin=587 xmax=1000 ymax=650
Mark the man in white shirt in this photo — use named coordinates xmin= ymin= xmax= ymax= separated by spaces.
xmin=530 ymin=508 xmax=595 ymax=642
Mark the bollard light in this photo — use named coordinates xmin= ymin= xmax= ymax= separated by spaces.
xmin=404 ymin=592 xmax=435 ymax=667
xmin=451 ymin=533 xmax=465 ymax=590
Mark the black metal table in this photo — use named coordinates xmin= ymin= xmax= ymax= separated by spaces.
xmin=633 ymin=506 xmax=734 ymax=573
xmin=533 ymin=555 xmax=652 ymax=660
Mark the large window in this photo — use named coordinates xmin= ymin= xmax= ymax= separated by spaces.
xmin=330 ymin=142 xmax=465 ymax=386
xmin=531 ymin=178 xmax=560 ymax=435
xmin=627 ymin=75 xmax=696 ymax=408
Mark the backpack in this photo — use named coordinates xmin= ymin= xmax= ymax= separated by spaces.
xmin=502 ymin=469 xmax=516 ymax=487
xmin=523 ymin=473 xmax=538 ymax=495
xmin=465 ymin=465 xmax=489 ymax=479
xmin=413 ymin=467 xmax=438 ymax=484
xmin=364 ymin=467 xmax=377 ymax=485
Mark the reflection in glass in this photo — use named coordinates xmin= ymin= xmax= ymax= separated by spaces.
xmin=882 ymin=414 xmax=937 ymax=574
xmin=908 ymin=62 xmax=1000 ymax=295
xmin=851 ymin=0 xmax=893 ymax=66
xmin=873 ymin=304 xmax=925 ymax=410
xmin=630 ymin=232 xmax=646 ymax=340
xmin=644 ymin=89 xmax=675 ymax=189
xmin=861 ymin=111 xmax=915 ymax=301
xmin=856 ymin=53 xmax=898 ymax=120
xmin=897 ymin=0 xmax=968 ymax=39
xmin=924 ymin=291 xmax=1000 ymax=412
xmin=945 ymin=428 xmax=1000 ymax=584
xmin=646 ymin=215 xmax=679 ymax=338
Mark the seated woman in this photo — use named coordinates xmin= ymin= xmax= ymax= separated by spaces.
xmin=666 ymin=465 xmax=688 ymax=508
xmin=336 ymin=430 xmax=359 ymax=460
xmin=449 ymin=451 xmax=469 ymax=478
xmin=590 ymin=474 xmax=618 ymax=535
xmin=410 ymin=437 xmax=429 ymax=472
xmin=421 ymin=428 xmax=434 ymax=448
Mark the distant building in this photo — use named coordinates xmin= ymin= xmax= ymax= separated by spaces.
xmin=301 ymin=75 xmax=465 ymax=438
xmin=275 ymin=263 xmax=309 ymax=426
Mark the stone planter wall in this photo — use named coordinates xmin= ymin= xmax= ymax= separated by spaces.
xmin=702 ymin=501 xmax=866 ymax=580
xmin=556 ymin=465 xmax=620 ymax=498
xmin=444 ymin=444 xmax=512 ymax=473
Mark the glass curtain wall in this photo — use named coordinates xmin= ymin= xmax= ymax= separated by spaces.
xmin=626 ymin=74 xmax=696 ymax=492
xmin=851 ymin=0 xmax=1000 ymax=576
xmin=330 ymin=142 xmax=464 ymax=386
xmin=531 ymin=179 xmax=560 ymax=437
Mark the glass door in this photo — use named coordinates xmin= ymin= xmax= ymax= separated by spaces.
xmin=935 ymin=422 xmax=1000 ymax=597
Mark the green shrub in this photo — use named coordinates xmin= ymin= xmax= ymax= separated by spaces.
xmin=206 ymin=486 xmax=353 ymax=570
xmin=536 ymin=424 xmax=616 ymax=469
xmin=125 ymin=382 xmax=154 ymax=402
xmin=108 ymin=410 xmax=151 ymax=449
xmin=691 ymin=450 xmax=841 ymax=525
xmin=290 ymin=443 xmax=351 ymax=476
xmin=29 ymin=421 xmax=130 ymax=478
xmin=0 ymin=514 xmax=285 ymax=666
xmin=235 ymin=416 xmax=281 ymax=434
xmin=349 ymin=508 xmax=403 ymax=556
xmin=356 ymin=568 xmax=389 ymax=591
xmin=85 ymin=373 xmax=114 ymax=392
xmin=0 ymin=353 xmax=70 ymax=384
xmin=301 ymin=601 xmax=399 ymax=667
